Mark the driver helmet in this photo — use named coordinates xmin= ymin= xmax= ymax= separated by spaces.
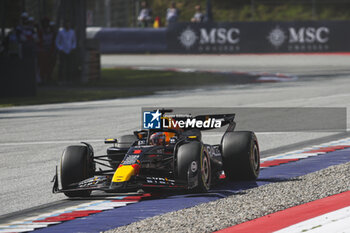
xmin=150 ymin=132 xmax=166 ymax=146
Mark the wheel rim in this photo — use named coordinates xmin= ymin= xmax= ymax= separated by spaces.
xmin=202 ymin=153 xmax=210 ymax=185
xmin=251 ymin=144 xmax=259 ymax=172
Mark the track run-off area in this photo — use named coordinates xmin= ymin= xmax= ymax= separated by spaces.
xmin=1 ymin=54 xmax=350 ymax=232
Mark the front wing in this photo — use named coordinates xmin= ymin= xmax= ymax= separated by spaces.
xmin=52 ymin=172 xmax=188 ymax=194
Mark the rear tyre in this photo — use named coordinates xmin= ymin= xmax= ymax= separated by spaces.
xmin=107 ymin=134 xmax=137 ymax=169
xmin=221 ymin=131 xmax=260 ymax=181
xmin=116 ymin=135 xmax=137 ymax=148
xmin=60 ymin=145 xmax=94 ymax=197
xmin=177 ymin=141 xmax=211 ymax=192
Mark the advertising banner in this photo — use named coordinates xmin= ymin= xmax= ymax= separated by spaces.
xmin=167 ymin=21 xmax=350 ymax=54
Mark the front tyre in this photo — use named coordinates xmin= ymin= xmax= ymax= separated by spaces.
xmin=60 ymin=145 xmax=94 ymax=197
xmin=221 ymin=131 xmax=260 ymax=181
xmin=177 ymin=141 xmax=211 ymax=192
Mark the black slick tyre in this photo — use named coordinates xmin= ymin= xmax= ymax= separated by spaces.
xmin=107 ymin=134 xmax=137 ymax=168
xmin=116 ymin=135 xmax=137 ymax=148
xmin=60 ymin=145 xmax=94 ymax=197
xmin=221 ymin=131 xmax=260 ymax=181
xmin=177 ymin=141 xmax=211 ymax=192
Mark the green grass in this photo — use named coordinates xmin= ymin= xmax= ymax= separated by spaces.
xmin=0 ymin=68 xmax=239 ymax=107
xmin=0 ymin=88 xmax=153 ymax=107
xmin=86 ymin=68 xmax=228 ymax=88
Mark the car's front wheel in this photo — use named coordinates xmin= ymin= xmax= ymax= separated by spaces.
xmin=176 ymin=141 xmax=211 ymax=192
xmin=60 ymin=144 xmax=95 ymax=197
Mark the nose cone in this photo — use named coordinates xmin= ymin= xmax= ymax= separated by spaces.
xmin=112 ymin=165 xmax=138 ymax=183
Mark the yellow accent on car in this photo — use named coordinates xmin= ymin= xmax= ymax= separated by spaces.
xmin=104 ymin=138 xmax=118 ymax=144
xmin=112 ymin=165 xmax=136 ymax=182
xmin=188 ymin=136 xmax=197 ymax=139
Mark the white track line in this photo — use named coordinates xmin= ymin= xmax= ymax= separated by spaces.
xmin=261 ymin=137 xmax=350 ymax=162
xmin=0 ymin=228 xmax=36 ymax=233
xmin=275 ymin=206 xmax=350 ymax=233
xmin=0 ymin=139 xmax=103 ymax=146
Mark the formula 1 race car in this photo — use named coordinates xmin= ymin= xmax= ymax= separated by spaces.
xmin=52 ymin=109 xmax=260 ymax=197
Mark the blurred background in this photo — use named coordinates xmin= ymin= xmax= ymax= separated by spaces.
xmin=0 ymin=0 xmax=350 ymax=102
xmin=2 ymin=0 xmax=350 ymax=29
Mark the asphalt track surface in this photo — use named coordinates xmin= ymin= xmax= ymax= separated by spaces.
xmin=101 ymin=54 xmax=350 ymax=75
xmin=1 ymin=54 xmax=350 ymax=222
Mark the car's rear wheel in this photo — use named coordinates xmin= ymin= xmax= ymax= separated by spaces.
xmin=116 ymin=135 xmax=137 ymax=148
xmin=107 ymin=134 xmax=137 ymax=169
xmin=221 ymin=131 xmax=260 ymax=180
xmin=60 ymin=144 xmax=95 ymax=197
xmin=198 ymin=149 xmax=211 ymax=192
xmin=177 ymin=141 xmax=211 ymax=192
